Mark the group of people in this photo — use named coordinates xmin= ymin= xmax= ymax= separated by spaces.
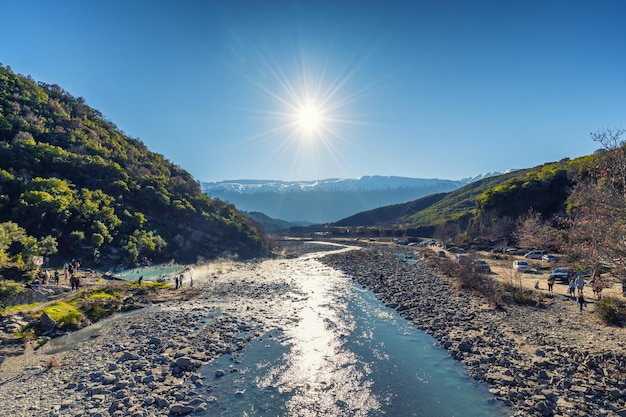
xmin=64 ymin=259 xmax=82 ymax=291
xmin=174 ymin=273 xmax=193 ymax=289
xmin=35 ymin=269 xmax=59 ymax=285
xmin=564 ymin=274 xmax=603 ymax=312
xmin=30 ymin=259 xmax=83 ymax=290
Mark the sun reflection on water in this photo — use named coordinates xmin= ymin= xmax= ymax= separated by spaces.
xmin=261 ymin=260 xmax=380 ymax=416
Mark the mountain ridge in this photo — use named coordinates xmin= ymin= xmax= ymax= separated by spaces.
xmin=201 ymin=173 xmax=507 ymax=224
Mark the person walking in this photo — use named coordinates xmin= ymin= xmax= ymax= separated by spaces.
xmin=575 ymin=275 xmax=586 ymax=296
xmin=595 ymin=279 xmax=603 ymax=299
xmin=578 ymin=293 xmax=585 ymax=312
xmin=568 ymin=279 xmax=576 ymax=299
xmin=547 ymin=276 xmax=555 ymax=293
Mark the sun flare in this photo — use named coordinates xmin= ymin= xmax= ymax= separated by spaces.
xmin=238 ymin=46 xmax=372 ymax=179
xmin=295 ymin=101 xmax=323 ymax=134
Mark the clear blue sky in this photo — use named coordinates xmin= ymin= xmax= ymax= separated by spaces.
xmin=2 ymin=1 xmax=625 ymax=182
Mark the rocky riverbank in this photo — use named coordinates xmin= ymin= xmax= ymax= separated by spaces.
xmin=319 ymin=247 xmax=626 ymax=417
xmin=0 ymin=257 xmax=301 ymax=417
xmin=1 ymin=241 xmax=624 ymax=416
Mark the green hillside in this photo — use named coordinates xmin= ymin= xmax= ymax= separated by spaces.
xmin=404 ymin=170 xmax=530 ymax=227
xmin=333 ymin=170 xmax=527 ymax=229
xmin=0 ymin=64 xmax=268 ymax=273
xmin=334 ymin=192 xmax=448 ymax=227
xmin=331 ymin=155 xmax=598 ymax=246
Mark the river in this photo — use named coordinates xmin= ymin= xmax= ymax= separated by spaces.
xmin=198 ymin=251 xmax=512 ymax=416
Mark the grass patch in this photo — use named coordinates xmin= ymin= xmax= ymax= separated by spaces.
xmin=2 ymin=301 xmax=42 ymax=314
xmin=39 ymin=301 xmax=85 ymax=329
xmin=87 ymin=290 xmax=116 ymax=300
xmin=127 ymin=281 xmax=171 ymax=289
xmin=595 ymin=296 xmax=626 ymax=326
xmin=78 ymin=287 xmax=124 ymax=321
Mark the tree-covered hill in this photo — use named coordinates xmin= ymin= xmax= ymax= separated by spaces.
xmin=0 ymin=64 xmax=268 ymax=272
xmin=332 ymin=170 xmax=527 ymax=230
xmin=330 ymin=155 xmax=598 ymax=247
xmin=333 ymin=192 xmax=448 ymax=227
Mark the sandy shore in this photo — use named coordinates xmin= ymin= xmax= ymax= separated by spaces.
xmin=0 ymin=240 xmax=624 ymax=416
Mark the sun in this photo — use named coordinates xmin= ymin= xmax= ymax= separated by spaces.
xmin=236 ymin=45 xmax=373 ymax=178
xmin=295 ymin=101 xmax=323 ymax=134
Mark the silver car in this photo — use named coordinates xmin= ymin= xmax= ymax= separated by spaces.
xmin=513 ymin=260 xmax=530 ymax=272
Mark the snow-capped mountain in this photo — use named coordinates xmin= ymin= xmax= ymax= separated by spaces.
xmin=201 ymin=173 xmax=504 ymax=224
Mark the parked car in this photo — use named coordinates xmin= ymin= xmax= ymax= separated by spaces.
xmin=513 ymin=260 xmax=531 ymax=272
xmin=473 ymin=260 xmax=491 ymax=273
xmin=542 ymin=254 xmax=558 ymax=262
xmin=549 ymin=267 xmax=572 ymax=283
xmin=524 ymin=250 xmax=544 ymax=260
xmin=505 ymin=247 xmax=525 ymax=255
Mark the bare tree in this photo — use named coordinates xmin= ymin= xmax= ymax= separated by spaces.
xmin=514 ymin=209 xmax=560 ymax=252
xmin=567 ymin=129 xmax=626 ymax=271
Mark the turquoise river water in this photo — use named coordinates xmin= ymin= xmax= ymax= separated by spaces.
xmin=198 ymin=253 xmax=512 ymax=417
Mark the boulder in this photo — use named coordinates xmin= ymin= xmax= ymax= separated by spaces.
xmin=39 ymin=311 xmax=57 ymax=333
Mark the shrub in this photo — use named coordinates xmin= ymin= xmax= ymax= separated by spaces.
xmin=14 ymin=327 xmax=36 ymax=343
xmin=0 ymin=279 xmax=26 ymax=301
xmin=500 ymin=282 xmax=538 ymax=305
xmin=45 ymin=356 xmax=61 ymax=370
xmin=82 ymin=303 xmax=113 ymax=322
xmin=425 ymin=251 xmax=500 ymax=307
xmin=595 ymin=296 xmax=626 ymax=326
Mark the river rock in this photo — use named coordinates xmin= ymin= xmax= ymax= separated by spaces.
xmin=169 ymin=403 xmax=194 ymax=415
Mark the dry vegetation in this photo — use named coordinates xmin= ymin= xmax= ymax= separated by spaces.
xmin=421 ymin=245 xmax=626 ymax=325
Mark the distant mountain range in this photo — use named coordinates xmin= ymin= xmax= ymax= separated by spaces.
xmin=201 ymin=173 xmax=508 ymax=224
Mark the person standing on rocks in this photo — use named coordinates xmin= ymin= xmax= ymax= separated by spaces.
xmin=179 ymin=274 xmax=184 ymax=288
xmin=175 ymin=275 xmax=179 ymax=290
